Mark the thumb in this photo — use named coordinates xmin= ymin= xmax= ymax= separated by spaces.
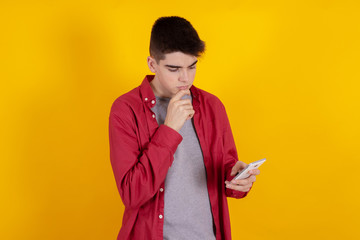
xmin=230 ymin=161 xmax=247 ymax=176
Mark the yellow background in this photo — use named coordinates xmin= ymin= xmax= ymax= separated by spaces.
xmin=1 ymin=1 xmax=359 ymax=239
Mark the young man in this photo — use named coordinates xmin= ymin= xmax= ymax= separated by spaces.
xmin=109 ymin=16 xmax=260 ymax=240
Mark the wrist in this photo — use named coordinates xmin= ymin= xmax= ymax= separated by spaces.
xmin=164 ymin=123 xmax=179 ymax=132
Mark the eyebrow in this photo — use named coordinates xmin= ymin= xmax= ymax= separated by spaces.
xmin=165 ymin=60 xmax=198 ymax=68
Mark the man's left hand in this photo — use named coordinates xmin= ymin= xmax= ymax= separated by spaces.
xmin=225 ymin=161 xmax=260 ymax=192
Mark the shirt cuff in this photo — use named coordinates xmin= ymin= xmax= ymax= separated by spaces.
xmin=226 ymin=188 xmax=249 ymax=198
xmin=151 ymin=124 xmax=183 ymax=154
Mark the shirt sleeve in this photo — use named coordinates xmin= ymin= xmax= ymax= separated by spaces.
xmin=220 ymin=102 xmax=252 ymax=199
xmin=109 ymin=101 xmax=183 ymax=208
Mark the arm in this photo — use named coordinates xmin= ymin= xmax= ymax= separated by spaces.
xmin=220 ymin=103 xmax=252 ymax=199
xmin=109 ymin=102 xmax=182 ymax=209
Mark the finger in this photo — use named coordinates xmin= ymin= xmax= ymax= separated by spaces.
xmin=232 ymin=175 xmax=256 ymax=187
xmin=181 ymin=104 xmax=194 ymax=110
xmin=186 ymin=110 xmax=195 ymax=120
xmin=230 ymin=178 xmax=250 ymax=186
xmin=175 ymin=99 xmax=192 ymax=106
xmin=177 ymin=105 xmax=194 ymax=114
xmin=186 ymin=109 xmax=195 ymax=115
xmin=225 ymin=182 xmax=252 ymax=192
xmin=188 ymin=110 xmax=195 ymax=118
xmin=171 ymin=89 xmax=190 ymax=101
xmin=229 ymin=180 xmax=252 ymax=189
xmin=230 ymin=162 xmax=241 ymax=176
xmin=186 ymin=114 xmax=194 ymax=121
xmin=249 ymin=175 xmax=256 ymax=183
xmin=249 ymin=169 xmax=260 ymax=175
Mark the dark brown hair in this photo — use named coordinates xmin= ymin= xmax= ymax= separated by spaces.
xmin=149 ymin=16 xmax=206 ymax=63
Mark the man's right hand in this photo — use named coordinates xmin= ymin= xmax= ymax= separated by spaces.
xmin=164 ymin=90 xmax=195 ymax=132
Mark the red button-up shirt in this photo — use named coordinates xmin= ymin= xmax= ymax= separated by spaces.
xmin=109 ymin=75 xmax=250 ymax=240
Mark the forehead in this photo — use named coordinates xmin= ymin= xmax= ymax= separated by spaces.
xmin=160 ymin=51 xmax=197 ymax=66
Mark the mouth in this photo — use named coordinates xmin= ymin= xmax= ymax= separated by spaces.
xmin=177 ymin=85 xmax=189 ymax=90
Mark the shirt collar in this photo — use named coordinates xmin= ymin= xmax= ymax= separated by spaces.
xmin=140 ymin=75 xmax=156 ymax=107
xmin=140 ymin=74 xmax=200 ymax=109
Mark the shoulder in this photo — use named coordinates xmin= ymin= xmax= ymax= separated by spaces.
xmin=108 ymin=86 xmax=143 ymax=132
xmin=194 ymin=86 xmax=231 ymax=131
xmin=195 ymin=86 xmax=226 ymax=111
xmin=110 ymin=86 xmax=141 ymax=116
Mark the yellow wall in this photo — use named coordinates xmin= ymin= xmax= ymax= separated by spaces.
xmin=1 ymin=1 xmax=359 ymax=239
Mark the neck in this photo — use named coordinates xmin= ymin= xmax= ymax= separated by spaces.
xmin=150 ymin=76 xmax=171 ymax=98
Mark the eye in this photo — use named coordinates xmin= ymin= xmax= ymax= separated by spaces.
xmin=168 ymin=68 xmax=178 ymax=72
xmin=189 ymin=65 xmax=196 ymax=70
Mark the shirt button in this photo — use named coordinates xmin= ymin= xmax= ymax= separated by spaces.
xmin=152 ymin=114 xmax=155 ymax=118
xmin=159 ymin=214 xmax=163 ymax=219
xmin=160 ymin=188 xmax=164 ymax=192
xmin=145 ymin=97 xmax=148 ymax=101
xmin=151 ymin=100 xmax=155 ymax=104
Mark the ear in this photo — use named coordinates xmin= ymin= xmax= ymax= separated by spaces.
xmin=147 ymin=56 xmax=157 ymax=73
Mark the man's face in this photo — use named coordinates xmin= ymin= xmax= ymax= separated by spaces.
xmin=148 ymin=51 xmax=198 ymax=98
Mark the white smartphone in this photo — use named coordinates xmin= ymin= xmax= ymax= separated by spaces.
xmin=234 ymin=158 xmax=266 ymax=180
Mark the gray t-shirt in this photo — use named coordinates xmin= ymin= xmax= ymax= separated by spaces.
xmin=152 ymin=94 xmax=216 ymax=240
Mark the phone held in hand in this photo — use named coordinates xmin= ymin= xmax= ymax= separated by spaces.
xmin=234 ymin=158 xmax=266 ymax=180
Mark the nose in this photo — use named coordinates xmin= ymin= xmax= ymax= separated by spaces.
xmin=179 ymin=69 xmax=189 ymax=82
